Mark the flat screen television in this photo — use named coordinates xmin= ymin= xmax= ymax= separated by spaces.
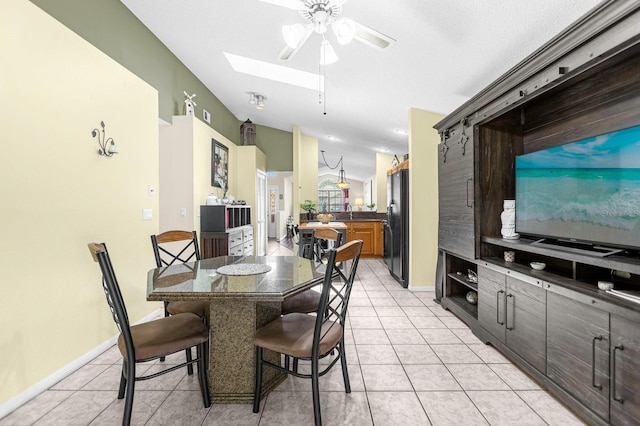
xmin=515 ymin=124 xmax=640 ymax=255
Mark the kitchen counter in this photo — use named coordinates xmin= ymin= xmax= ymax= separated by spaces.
xmin=299 ymin=213 xmax=386 ymax=223
xmin=298 ymin=219 xmax=384 ymax=258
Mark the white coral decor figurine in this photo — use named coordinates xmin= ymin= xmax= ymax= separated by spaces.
xmin=500 ymin=199 xmax=519 ymax=239
xmin=183 ymin=92 xmax=197 ymax=116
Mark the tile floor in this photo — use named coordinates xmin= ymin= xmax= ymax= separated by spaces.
xmin=0 ymin=239 xmax=587 ymax=425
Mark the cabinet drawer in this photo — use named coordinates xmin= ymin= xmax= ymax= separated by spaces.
xmin=229 ymin=245 xmax=244 ymax=256
xmin=228 ymin=231 xmax=243 ymax=246
xmin=243 ymin=228 xmax=254 ymax=242
xmin=244 ymin=241 xmax=254 ymax=255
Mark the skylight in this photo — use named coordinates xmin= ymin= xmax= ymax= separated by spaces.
xmin=224 ymin=52 xmax=323 ymax=91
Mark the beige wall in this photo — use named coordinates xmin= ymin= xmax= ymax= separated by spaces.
xmin=237 ymin=145 xmax=267 ymax=228
xmin=158 ymin=115 xmax=237 ymax=233
xmin=408 ymin=108 xmax=444 ymax=289
xmin=292 ymin=126 xmax=318 ymax=216
xmin=1 ymin=0 xmax=159 ymax=404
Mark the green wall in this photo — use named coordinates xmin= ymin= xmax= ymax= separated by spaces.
xmin=256 ymin=124 xmax=293 ymax=171
xmin=30 ymin=0 xmax=293 ymax=171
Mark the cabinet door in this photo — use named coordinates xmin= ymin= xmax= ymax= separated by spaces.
xmin=477 ymin=265 xmax=506 ymax=343
xmin=547 ymin=292 xmax=609 ymax=421
xmin=348 ymin=222 xmax=375 ymax=257
xmin=438 ymin=128 xmax=475 ymax=260
xmin=373 ymin=221 xmax=383 ymax=256
xmin=610 ymin=314 xmax=640 ymax=425
xmin=505 ymin=277 xmax=546 ymax=372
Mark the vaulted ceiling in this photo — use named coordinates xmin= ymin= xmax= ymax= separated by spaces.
xmin=121 ymin=0 xmax=601 ymax=181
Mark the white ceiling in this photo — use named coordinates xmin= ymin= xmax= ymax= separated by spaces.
xmin=120 ymin=0 xmax=602 ymax=182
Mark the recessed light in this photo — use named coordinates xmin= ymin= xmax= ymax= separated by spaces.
xmin=394 ymin=129 xmax=408 ymax=136
xmin=326 ymin=135 xmax=339 ymax=141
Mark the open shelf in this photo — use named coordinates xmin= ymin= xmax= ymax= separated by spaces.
xmin=445 ymin=294 xmax=478 ymax=318
xmin=447 ymin=272 xmax=478 ymax=291
xmin=482 ymin=236 xmax=640 ymax=275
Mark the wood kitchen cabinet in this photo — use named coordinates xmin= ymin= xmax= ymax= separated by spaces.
xmin=547 ymin=291 xmax=610 ymax=422
xmin=477 ymin=264 xmax=546 ymax=372
xmin=346 ymin=221 xmax=382 ymax=258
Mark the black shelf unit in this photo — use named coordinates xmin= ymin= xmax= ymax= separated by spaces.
xmin=201 ymin=205 xmax=252 ymax=232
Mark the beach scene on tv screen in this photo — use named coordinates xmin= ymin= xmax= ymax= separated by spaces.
xmin=516 ymin=124 xmax=640 ymax=249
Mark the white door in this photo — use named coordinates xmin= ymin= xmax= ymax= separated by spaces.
xmin=268 ymin=186 xmax=279 ymax=238
xmin=256 ymin=170 xmax=267 ymax=256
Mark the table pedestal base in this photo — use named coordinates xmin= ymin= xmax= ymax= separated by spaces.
xmin=207 ymin=299 xmax=285 ymax=403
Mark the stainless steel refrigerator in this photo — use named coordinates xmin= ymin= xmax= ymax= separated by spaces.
xmin=385 ymin=168 xmax=409 ymax=287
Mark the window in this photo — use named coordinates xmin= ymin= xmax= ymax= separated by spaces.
xmin=318 ymin=180 xmax=348 ymax=212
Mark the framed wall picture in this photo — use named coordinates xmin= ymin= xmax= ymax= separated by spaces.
xmin=212 ymin=139 xmax=228 ymax=190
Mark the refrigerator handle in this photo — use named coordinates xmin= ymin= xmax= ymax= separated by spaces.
xmin=466 ymin=179 xmax=473 ymax=208
xmin=387 ymin=203 xmax=394 ymax=227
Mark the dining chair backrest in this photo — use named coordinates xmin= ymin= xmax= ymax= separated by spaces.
xmin=312 ymin=239 xmax=362 ymax=357
xmin=151 ymin=230 xmax=200 ymax=268
xmin=88 ymin=243 xmax=133 ymax=354
xmin=312 ymin=228 xmax=342 ymax=263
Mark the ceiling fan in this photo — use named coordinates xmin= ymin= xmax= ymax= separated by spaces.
xmin=259 ymin=0 xmax=395 ymax=62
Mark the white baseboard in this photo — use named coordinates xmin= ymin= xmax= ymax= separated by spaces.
xmin=0 ymin=309 xmax=161 ymax=419
xmin=408 ymin=284 xmax=435 ymax=292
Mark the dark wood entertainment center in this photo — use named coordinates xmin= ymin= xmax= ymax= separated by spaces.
xmin=435 ymin=1 xmax=640 ymax=425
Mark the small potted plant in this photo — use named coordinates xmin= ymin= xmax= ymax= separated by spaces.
xmin=367 ymin=203 xmax=376 ymax=211
xmin=300 ymin=200 xmax=317 ymax=220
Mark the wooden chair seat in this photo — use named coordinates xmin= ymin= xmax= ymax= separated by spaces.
xmin=253 ymin=313 xmax=343 ymax=359
xmin=118 ymin=313 xmax=208 ymax=361
xmin=166 ymin=301 xmax=209 ymax=317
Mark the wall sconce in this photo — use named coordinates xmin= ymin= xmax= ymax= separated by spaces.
xmin=354 ymin=197 xmax=365 ymax=211
xmin=91 ymin=121 xmax=118 ymax=157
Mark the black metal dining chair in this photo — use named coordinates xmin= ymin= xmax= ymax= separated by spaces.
xmin=151 ymin=230 xmax=209 ymax=372
xmin=282 ymin=227 xmax=343 ymax=315
xmin=252 ymin=239 xmax=363 ymax=426
xmin=87 ymin=243 xmax=210 ymax=426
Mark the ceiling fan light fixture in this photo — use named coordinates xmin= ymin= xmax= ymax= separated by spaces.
xmin=320 ymin=39 xmax=339 ymax=65
xmin=282 ymin=23 xmax=307 ymax=48
xmin=333 ymin=17 xmax=356 ymax=45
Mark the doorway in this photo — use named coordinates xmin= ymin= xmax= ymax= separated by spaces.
xmin=256 ymin=170 xmax=267 ymax=256
xmin=268 ymin=185 xmax=279 ymax=238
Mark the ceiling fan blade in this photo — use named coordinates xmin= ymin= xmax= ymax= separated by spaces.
xmin=353 ymin=21 xmax=395 ymax=50
xmin=258 ymin=0 xmax=304 ymax=10
xmin=278 ymin=24 xmax=313 ymax=60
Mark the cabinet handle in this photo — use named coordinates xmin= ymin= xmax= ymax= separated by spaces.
xmin=496 ymin=290 xmax=505 ymax=325
xmin=612 ymin=344 xmax=625 ymax=404
xmin=591 ymin=335 xmax=603 ymax=390
xmin=506 ymin=293 xmax=514 ymax=330
xmin=466 ymin=178 xmax=473 ymax=208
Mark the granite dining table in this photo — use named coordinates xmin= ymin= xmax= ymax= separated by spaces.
xmin=146 ymin=255 xmax=326 ymax=403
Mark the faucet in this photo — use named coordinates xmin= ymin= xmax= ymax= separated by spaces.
xmin=346 ymin=204 xmax=353 ymax=220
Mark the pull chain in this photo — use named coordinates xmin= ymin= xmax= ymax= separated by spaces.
xmin=319 ymin=37 xmax=327 ymax=115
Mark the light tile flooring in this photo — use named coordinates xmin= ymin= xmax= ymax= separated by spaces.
xmin=1 ymin=239 xmax=587 ymax=425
